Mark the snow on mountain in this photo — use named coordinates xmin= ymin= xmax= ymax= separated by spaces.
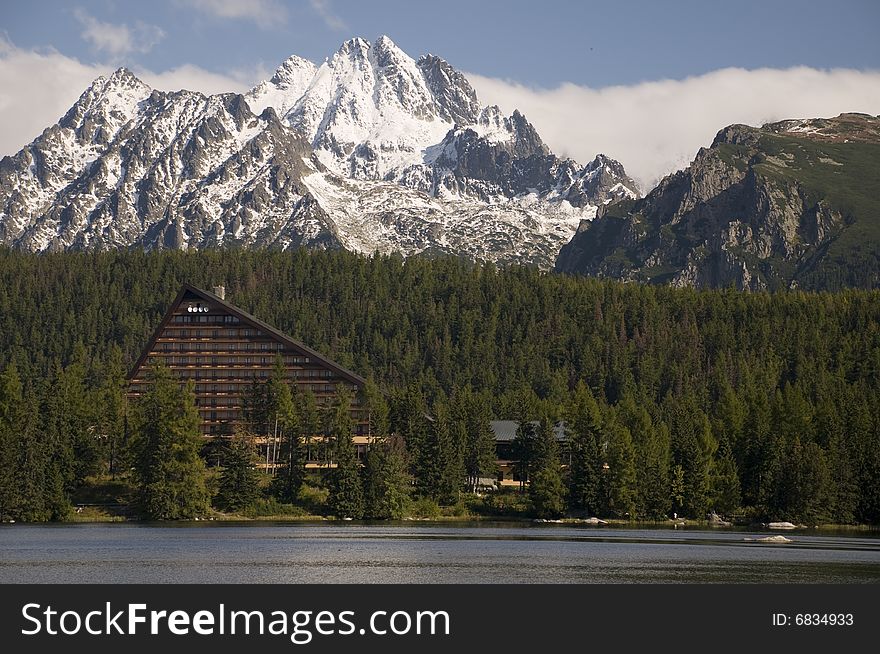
xmin=0 ymin=35 xmax=640 ymax=267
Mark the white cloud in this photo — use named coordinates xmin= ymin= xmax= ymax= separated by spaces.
xmin=468 ymin=67 xmax=880 ymax=191
xmin=309 ymin=0 xmax=347 ymax=31
xmin=0 ymin=39 xmax=259 ymax=157
xmin=136 ymin=64 xmax=252 ymax=96
xmin=182 ymin=0 xmax=287 ymax=28
xmin=73 ymin=9 xmax=165 ymax=57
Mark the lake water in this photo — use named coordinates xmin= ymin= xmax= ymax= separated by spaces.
xmin=2 ymin=522 xmax=879 ymax=583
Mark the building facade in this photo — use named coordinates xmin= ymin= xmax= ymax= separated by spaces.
xmin=128 ymin=284 xmax=370 ymax=463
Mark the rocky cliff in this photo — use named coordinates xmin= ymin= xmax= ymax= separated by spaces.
xmin=556 ymin=113 xmax=880 ymax=290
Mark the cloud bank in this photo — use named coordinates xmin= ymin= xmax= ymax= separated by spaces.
xmin=0 ymin=39 xmax=255 ymax=157
xmin=468 ymin=67 xmax=880 ymax=190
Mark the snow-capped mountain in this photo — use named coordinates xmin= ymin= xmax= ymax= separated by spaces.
xmin=0 ymin=36 xmax=639 ymax=267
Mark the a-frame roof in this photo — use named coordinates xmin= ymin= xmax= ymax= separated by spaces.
xmin=128 ymin=283 xmax=367 ymax=387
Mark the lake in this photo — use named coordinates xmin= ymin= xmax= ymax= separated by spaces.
xmin=2 ymin=522 xmax=879 ymax=583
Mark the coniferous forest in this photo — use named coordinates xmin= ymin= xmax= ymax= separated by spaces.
xmin=0 ymin=247 xmax=878 ymax=524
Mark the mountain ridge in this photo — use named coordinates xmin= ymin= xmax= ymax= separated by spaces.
xmin=555 ymin=112 xmax=880 ymax=290
xmin=0 ymin=36 xmax=638 ymax=267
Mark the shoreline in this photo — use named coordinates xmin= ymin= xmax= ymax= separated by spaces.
xmin=13 ymin=511 xmax=879 ymax=532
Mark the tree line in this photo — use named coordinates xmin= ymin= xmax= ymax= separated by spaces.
xmin=0 ymin=247 xmax=878 ymax=523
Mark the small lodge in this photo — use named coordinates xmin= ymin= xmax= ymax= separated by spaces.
xmin=127 ymin=284 xmax=370 ymax=466
xmin=491 ymin=420 xmax=568 ymax=487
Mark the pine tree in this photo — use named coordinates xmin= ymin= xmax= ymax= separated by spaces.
xmin=710 ymin=445 xmax=742 ymax=516
xmin=601 ymin=421 xmax=637 ymax=519
xmin=0 ymin=363 xmax=53 ymax=521
xmin=363 ymin=436 xmax=411 ymax=519
xmin=618 ymin=396 xmax=671 ymax=519
xmin=131 ymin=365 xmax=209 ymax=520
xmin=432 ymin=399 xmax=465 ymax=503
xmin=512 ymin=420 xmax=538 ymax=492
xmin=14 ymin=391 xmax=54 ymax=521
xmin=0 ymin=362 xmax=21 ymax=521
xmin=566 ymin=381 xmax=604 ymax=514
xmin=665 ymin=393 xmax=716 ymax=518
xmin=457 ymin=388 xmax=496 ymax=492
xmin=328 ymin=386 xmax=364 ymax=519
xmin=529 ymin=416 xmax=565 ymax=518
xmin=97 ymin=345 xmax=129 ymax=477
xmin=62 ymin=347 xmax=102 ymax=486
xmin=392 ymin=387 xmax=433 ymax=495
xmin=270 ymin=359 xmax=304 ymax=502
xmin=215 ymin=434 xmax=260 ymax=512
xmin=362 ymin=378 xmax=390 ymax=438
xmin=298 ymin=388 xmax=321 ymax=468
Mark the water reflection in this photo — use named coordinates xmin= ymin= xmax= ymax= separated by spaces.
xmin=1 ymin=523 xmax=879 ymax=583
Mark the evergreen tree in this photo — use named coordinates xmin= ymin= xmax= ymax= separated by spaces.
xmin=131 ymin=365 xmax=209 ymax=520
xmin=566 ymin=382 xmax=604 ymax=514
xmin=771 ymin=437 xmax=831 ymax=522
xmin=362 ymin=378 xmax=390 ymax=439
xmin=215 ymin=434 xmax=260 ymax=512
xmin=529 ymin=416 xmax=565 ymax=518
xmin=328 ymin=386 xmax=364 ymax=519
xmin=618 ymin=396 xmax=671 ymax=519
xmin=392 ymin=387 xmax=433 ymax=494
xmin=512 ymin=420 xmax=538 ymax=492
xmin=710 ymin=446 xmax=742 ymax=516
xmin=270 ymin=358 xmax=304 ymax=502
xmin=665 ymin=393 xmax=716 ymax=518
xmin=457 ymin=388 xmax=497 ymax=492
xmin=432 ymin=399 xmax=466 ymax=503
xmin=63 ymin=347 xmax=103 ymax=485
xmin=298 ymin=388 xmax=321 ymax=468
xmin=0 ymin=362 xmax=21 ymax=520
xmin=601 ymin=421 xmax=637 ymax=519
xmin=0 ymin=363 xmax=55 ymax=521
xmin=363 ymin=436 xmax=411 ymax=519
xmin=97 ymin=345 xmax=129 ymax=477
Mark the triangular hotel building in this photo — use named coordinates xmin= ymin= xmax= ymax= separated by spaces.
xmin=128 ymin=284 xmax=370 ymax=450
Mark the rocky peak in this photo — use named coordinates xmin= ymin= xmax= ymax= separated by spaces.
xmin=369 ymin=35 xmax=437 ymax=120
xmin=335 ymin=36 xmax=371 ymax=61
xmin=585 ymin=153 xmax=628 ymax=178
xmin=221 ymin=93 xmax=256 ymax=131
xmin=269 ymin=55 xmax=317 ymax=87
xmin=417 ymin=54 xmax=481 ymax=125
xmin=56 ymin=67 xmax=151 ymax=150
xmin=509 ymin=110 xmax=550 ymax=157
xmin=371 ymin=35 xmax=407 ymax=67
xmin=711 ymin=124 xmax=761 ymax=148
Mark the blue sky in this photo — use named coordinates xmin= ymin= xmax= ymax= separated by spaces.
xmin=4 ymin=0 xmax=879 ymax=87
xmin=2 ymin=0 xmax=880 ymax=185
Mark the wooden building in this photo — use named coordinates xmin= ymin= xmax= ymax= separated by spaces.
xmin=490 ymin=420 xmax=569 ymax=487
xmin=128 ymin=284 xmax=370 ymax=463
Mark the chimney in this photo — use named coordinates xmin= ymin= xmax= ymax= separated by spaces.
xmin=213 ymin=285 xmax=226 ymax=300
